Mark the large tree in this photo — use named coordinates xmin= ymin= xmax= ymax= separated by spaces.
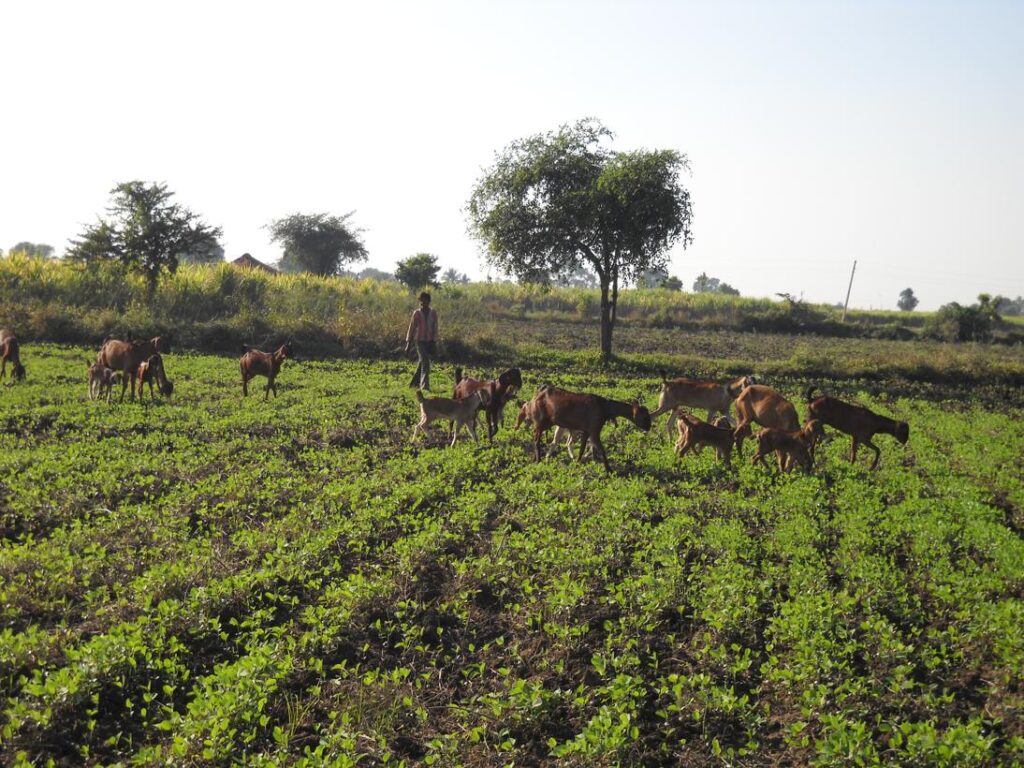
xmin=395 ymin=253 xmax=441 ymax=290
xmin=9 ymin=242 xmax=55 ymax=258
xmin=268 ymin=212 xmax=367 ymax=276
xmin=67 ymin=181 xmax=221 ymax=295
xmin=467 ymin=118 xmax=692 ymax=359
xmin=897 ymin=287 xmax=919 ymax=312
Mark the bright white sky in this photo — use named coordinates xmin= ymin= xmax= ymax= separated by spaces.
xmin=2 ymin=0 xmax=1021 ymax=310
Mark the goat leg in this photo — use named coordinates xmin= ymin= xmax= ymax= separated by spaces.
xmin=867 ymin=440 xmax=881 ymax=470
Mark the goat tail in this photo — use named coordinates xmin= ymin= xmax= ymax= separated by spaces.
xmin=805 ymin=385 xmax=819 ymax=403
xmin=241 ymin=344 xmax=250 ymax=354
xmin=454 ymin=367 xmax=463 ymax=385
xmin=659 ymin=369 xmax=668 ymax=382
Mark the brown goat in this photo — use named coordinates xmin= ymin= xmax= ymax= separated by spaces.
xmin=453 ymin=367 xmax=523 ymax=440
xmin=806 ymin=387 xmax=909 ymax=470
xmin=524 ymin=385 xmax=652 ymax=472
xmin=240 ymin=342 xmax=294 ymax=400
xmin=516 ymin=398 xmax=590 ymax=460
xmin=651 ymin=371 xmax=752 ymax=439
xmin=733 ymin=384 xmax=800 ymax=456
xmin=136 ymin=354 xmax=173 ymax=402
xmin=751 ymin=419 xmax=824 ymax=474
xmin=0 ymin=329 xmax=27 ymax=382
xmin=97 ymin=337 xmax=166 ymax=401
xmin=87 ymin=361 xmax=123 ymax=403
xmin=674 ymin=413 xmax=734 ymax=465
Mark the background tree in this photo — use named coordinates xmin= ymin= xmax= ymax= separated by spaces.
xmin=556 ymin=264 xmax=599 ymax=289
xmin=442 ymin=267 xmax=470 ymax=285
xmin=179 ymin=240 xmax=225 ymax=265
xmin=9 ymin=242 xmax=55 ymax=258
xmin=268 ymin=212 xmax=368 ymax=276
xmin=996 ymin=295 xmax=1023 ymax=317
xmin=660 ymin=275 xmax=684 ymax=291
xmin=692 ymin=272 xmax=739 ymax=295
xmin=395 ymin=253 xmax=441 ymax=290
xmin=67 ymin=181 xmax=221 ymax=295
xmin=356 ymin=267 xmax=396 ymax=282
xmin=467 ymin=118 xmax=692 ymax=359
xmin=897 ymin=287 xmax=919 ymax=311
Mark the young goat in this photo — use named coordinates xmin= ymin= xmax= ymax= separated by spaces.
xmin=0 ymin=329 xmax=27 ymax=382
xmin=751 ymin=419 xmax=824 ymax=474
xmin=525 ymin=385 xmax=652 ymax=472
xmin=240 ymin=342 xmax=294 ymax=400
xmin=87 ymin=362 xmax=123 ymax=403
xmin=733 ymin=384 xmax=800 ymax=456
xmin=136 ymin=354 xmax=173 ymax=402
xmin=453 ymin=367 xmax=523 ymax=440
xmin=97 ymin=336 xmax=165 ymax=401
xmin=674 ymin=413 xmax=734 ymax=465
xmin=806 ymin=386 xmax=909 ymax=470
xmin=414 ymin=389 xmax=490 ymax=446
xmin=651 ymin=372 xmax=752 ymax=439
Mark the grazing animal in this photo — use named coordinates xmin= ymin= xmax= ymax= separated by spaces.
xmin=240 ymin=342 xmax=294 ymax=400
xmin=414 ymin=389 xmax=490 ymax=446
xmin=733 ymin=384 xmax=800 ymax=456
xmin=524 ymin=385 xmax=652 ymax=473
xmin=674 ymin=413 xmax=734 ymax=465
xmin=97 ymin=337 xmax=166 ymax=401
xmin=750 ymin=419 xmax=824 ymax=474
xmin=0 ymin=329 xmax=27 ymax=382
xmin=651 ymin=372 xmax=752 ymax=439
xmin=805 ymin=386 xmax=909 ymax=469
xmin=516 ymin=396 xmax=591 ymax=460
xmin=136 ymin=354 xmax=173 ymax=402
xmin=87 ymin=362 xmax=123 ymax=403
xmin=453 ymin=367 xmax=523 ymax=440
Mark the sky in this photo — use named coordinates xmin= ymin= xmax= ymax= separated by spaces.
xmin=2 ymin=0 xmax=1021 ymax=311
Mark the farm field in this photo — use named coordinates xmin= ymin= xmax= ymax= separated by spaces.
xmin=1 ymin=344 xmax=1023 ymax=766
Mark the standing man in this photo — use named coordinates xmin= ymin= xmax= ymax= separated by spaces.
xmin=406 ymin=291 xmax=438 ymax=391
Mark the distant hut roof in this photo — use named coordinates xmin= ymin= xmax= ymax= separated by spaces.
xmin=231 ymin=253 xmax=278 ymax=274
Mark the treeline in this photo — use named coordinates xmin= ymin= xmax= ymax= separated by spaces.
xmin=5 ymin=254 xmax=1020 ymax=360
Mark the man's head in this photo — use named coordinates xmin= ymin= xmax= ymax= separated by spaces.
xmin=418 ymin=291 xmax=431 ymax=308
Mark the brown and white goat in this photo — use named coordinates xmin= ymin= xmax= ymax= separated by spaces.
xmin=733 ymin=384 xmax=800 ymax=456
xmin=674 ymin=413 xmax=734 ymax=465
xmin=97 ymin=336 xmax=166 ymax=401
xmin=750 ymin=419 xmax=825 ymax=473
xmin=524 ymin=385 xmax=652 ymax=472
xmin=414 ymin=389 xmax=490 ymax=446
xmin=240 ymin=342 xmax=294 ymax=400
xmin=0 ymin=329 xmax=27 ymax=382
xmin=87 ymin=362 xmax=123 ymax=403
xmin=805 ymin=386 xmax=909 ymax=469
xmin=651 ymin=371 xmax=752 ymax=439
xmin=453 ymin=366 xmax=523 ymax=440
xmin=136 ymin=354 xmax=173 ymax=402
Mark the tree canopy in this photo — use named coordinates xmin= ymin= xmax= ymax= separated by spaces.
xmin=9 ymin=242 xmax=55 ymax=258
xmin=395 ymin=253 xmax=441 ymax=290
xmin=693 ymin=272 xmax=739 ymax=295
xmin=467 ymin=118 xmax=692 ymax=358
xmin=67 ymin=181 xmax=221 ymax=294
xmin=897 ymin=287 xmax=919 ymax=312
xmin=268 ymin=212 xmax=368 ymax=277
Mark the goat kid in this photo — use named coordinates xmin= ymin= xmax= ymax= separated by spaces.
xmin=414 ymin=389 xmax=490 ymax=446
xmin=87 ymin=362 xmax=123 ymax=403
xmin=805 ymin=386 xmax=909 ymax=470
xmin=240 ymin=342 xmax=294 ymax=400
xmin=751 ymin=419 xmax=824 ymax=474
xmin=651 ymin=371 xmax=752 ymax=439
xmin=136 ymin=354 xmax=173 ymax=402
xmin=674 ymin=413 xmax=734 ymax=465
xmin=0 ymin=329 xmax=27 ymax=382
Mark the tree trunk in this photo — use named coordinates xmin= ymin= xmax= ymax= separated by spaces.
xmin=600 ymin=278 xmax=613 ymax=361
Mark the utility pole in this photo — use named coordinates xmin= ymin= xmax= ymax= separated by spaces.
xmin=841 ymin=260 xmax=857 ymax=322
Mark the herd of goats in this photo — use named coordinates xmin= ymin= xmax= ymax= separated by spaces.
xmin=0 ymin=330 xmax=910 ymax=474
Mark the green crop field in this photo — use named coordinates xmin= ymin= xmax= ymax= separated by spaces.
xmin=1 ymin=344 xmax=1022 ymax=766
